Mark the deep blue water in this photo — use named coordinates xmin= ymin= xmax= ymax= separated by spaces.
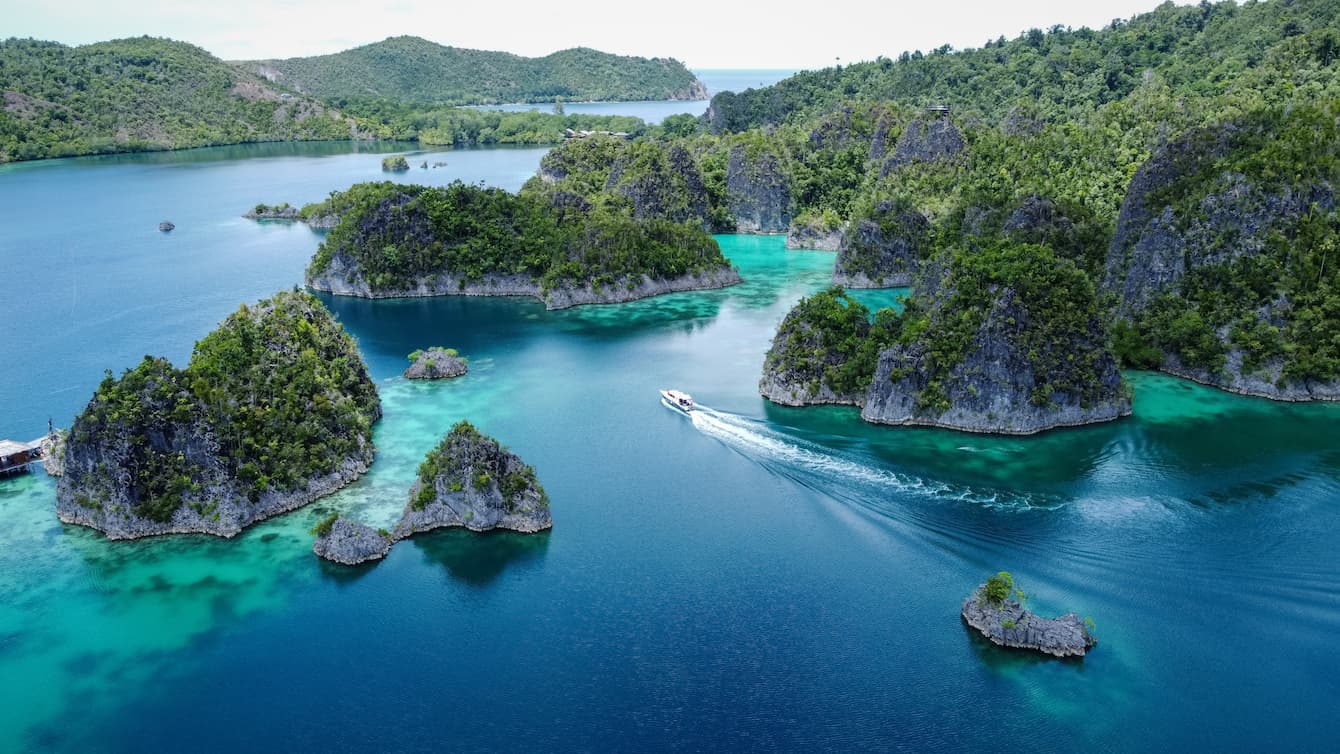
xmin=1 ymin=141 xmax=1339 ymax=753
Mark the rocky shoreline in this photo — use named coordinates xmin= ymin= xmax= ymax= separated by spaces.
xmin=308 ymin=261 xmax=741 ymax=310
xmin=58 ymin=453 xmax=373 ymax=540
xmin=312 ymin=516 xmax=393 ymax=565
xmin=961 ymin=579 xmax=1096 ymax=658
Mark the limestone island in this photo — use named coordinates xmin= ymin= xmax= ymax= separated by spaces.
xmin=394 ymin=420 xmax=551 ymax=537
xmin=961 ymin=572 xmax=1096 ymax=658
xmin=243 ymin=202 xmax=300 ymax=220
xmin=761 ymin=271 xmax=1131 ymax=435
xmin=404 ymin=347 xmax=468 ymax=380
xmin=382 ymin=155 xmax=410 ymax=172
xmin=311 ymin=514 xmax=392 ymax=565
xmin=312 ymin=420 xmax=550 ymax=566
xmin=305 ymin=181 xmax=741 ymax=309
xmin=55 ymin=291 xmax=381 ymax=539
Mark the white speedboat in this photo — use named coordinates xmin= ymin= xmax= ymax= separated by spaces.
xmin=659 ymin=389 xmax=695 ymax=414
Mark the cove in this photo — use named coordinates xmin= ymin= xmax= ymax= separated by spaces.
xmin=0 ymin=146 xmax=1338 ymax=753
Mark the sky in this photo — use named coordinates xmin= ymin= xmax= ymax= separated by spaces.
xmin=6 ymin=0 xmax=1199 ymax=69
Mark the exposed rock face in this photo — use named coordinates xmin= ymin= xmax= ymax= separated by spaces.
xmin=1103 ymin=124 xmax=1340 ymax=401
xmin=785 ymin=218 xmax=845 ymax=251
xmin=394 ymin=421 xmax=551 ymax=538
xmin=41 ymin=429 xmax=65 ymax=477
xmin=404 ymin=348 xmax=468 ymax=380
xmin=244 ymin=203 xmax=300 ymax=220
xmin=55 ymin=292 xmax=380 ymax=539
xmin=309 ymin=256 xmax=740 ymax=310
xmin=607 ymin=143 xmax=709 ymax=226
xmin=862 ymin=286 xmax=1130 ymax=435
xmin=726 ymin=144 xmax=791 ymax=233
xmin=882 ymin=118 xmax=965 ymax=174
xmin=961 ymin=585 xmax=1096 ymax=658
xmin=832 ymin=202 xmax=929 ymax=287
xmin=313 ymin=517 xmax=392 ymax=565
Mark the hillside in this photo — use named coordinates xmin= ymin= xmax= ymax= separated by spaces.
xmin=527 ymin=0 xmax=1340 ymax=404
xmin=241 ymin=36 xmax=706 ymax=105
xmin=0 ymin=36 xmax=362 ymax=162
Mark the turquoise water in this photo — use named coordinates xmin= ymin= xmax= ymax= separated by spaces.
xmin=2 ymin=146 xmax=1339 ymax=752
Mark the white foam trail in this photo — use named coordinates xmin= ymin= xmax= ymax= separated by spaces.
xmin=686 ymin=406 xmax=1057 ymax=510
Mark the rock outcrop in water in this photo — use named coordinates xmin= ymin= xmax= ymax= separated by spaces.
xmin=758 ymin=287 xmax=874 ymax=407
xmin=393 ymin=420 xmax=551 ymax=538
xmin=961 ymin=574 xmax=1096 ymax=658
xmin=305 ymin=181 xmax=741 ymax=309
xmin=762 ymin=244 xmax=1131 ymax=436
xmin=1102 ymin=109 xmax=1340 ymax=401
xmin=56 ymin=291 xmax=380 ymax=539
xmin=860 ymin=246 xmax=1130 ymax=435
xmin=312 ymin=516 xmax=393 ymax=565
xmin=41 ymin=429 xmax=66 ymax=477
xmin=404 ymin=347 xmax=468 ymax=380
xmin=244 ymin=202 xmax=300 ymax=220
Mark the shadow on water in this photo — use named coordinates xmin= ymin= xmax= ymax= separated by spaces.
xmin=407 ymin=527 xmax=551 ymax=586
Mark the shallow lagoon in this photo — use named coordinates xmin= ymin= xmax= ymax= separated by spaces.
xmin=1 ymin=144 xmax=1338 ymax=753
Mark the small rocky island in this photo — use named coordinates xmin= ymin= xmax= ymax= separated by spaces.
xmin=305 ymin=181 xmax=740 ymax=309
xmin=243 ymin=202 xmax=300 ymax=220
xmin=382 ymin=155 xmax=410 ymax=172
xmin=56 ymin=291 xmax=381 ymax=539
xmin=961 ymin=572 xmax=1097 ymax=658
xmin=311 ymin=420 xmax=550 ymax=566
xmin=760 ymin=267 xmax=1131 ymax=435
xmin=404 ymin=347 xmax=468 ymax=380
xmin=311 ymin=514 xmax=392 ymax=565
xmin=394 ymin=420 xmax=551 ymax=537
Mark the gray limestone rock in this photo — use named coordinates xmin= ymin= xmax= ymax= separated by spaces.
xmin=313 ymin=517 xmax=392 ymax=565
xmin=961 ymin=585 xmax=1096 ymax=658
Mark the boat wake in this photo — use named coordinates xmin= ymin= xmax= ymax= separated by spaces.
xmin=685 ymin=405 xmax=1059 ymax=511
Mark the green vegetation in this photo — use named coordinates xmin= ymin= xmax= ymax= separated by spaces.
xmin=67 ymin=291 xmax=379 ymax=522
xmin=414 ymin=420 xmax=549 ymax=512
xmin=407 ymin=347 xmax=463 ymax=362
xmin=0 ymin=36 xmax=356 ymax=162
xmin=704 ymin=0 xmax=1340 ymax=132
xmin=891 ymin=242 xmax=1117 ymax=411
xmin=762 ymin=287 xmax=898 ymax=398
xmin=311 ymin=512 xmax=339 ymax=537
xmin=339 ymin=99 xmax=648 ymax=146
xmin=0 ymin=35 xmax=670 ymax=162
xmin=381 ymin=155 xmax=409 ymax=171
xmin=1114 ymin=105 xmax=1340 ymax=382
xmin=307 ymin=181 xmax=730 ymax=294
xmin=243 ymin=36 xmax=704 ymax=105
xmin=536 ymin=0 xmax=1340 ymax=397
xmin=982 ymin=572 xmax=1015 ymax=605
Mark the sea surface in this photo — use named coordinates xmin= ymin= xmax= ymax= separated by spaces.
xmin=1 ymin=139 xmax=1339 ymax=753
xmin=470 ymin=68 xmax=796 ymax=123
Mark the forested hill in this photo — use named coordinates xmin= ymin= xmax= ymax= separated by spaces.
xmin=240 ymin=36 xmax=707 ymax=105
xmin=706 ymin=0 xmax=1340 ymax=131
xmin=0 ymin=36 xmax=362 ymax=162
